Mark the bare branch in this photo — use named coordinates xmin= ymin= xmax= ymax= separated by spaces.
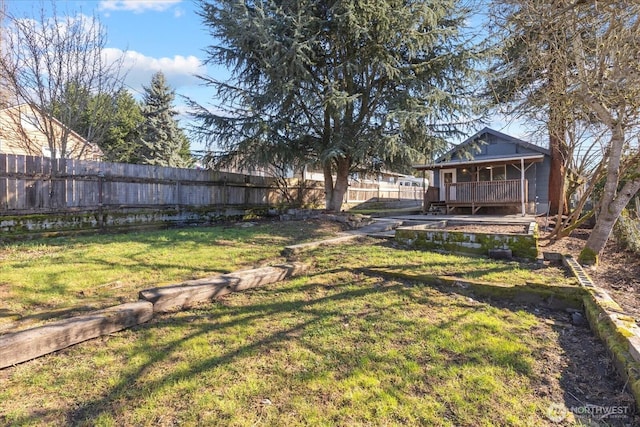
xmin=0 ymin=1 xmax=127 ymax=159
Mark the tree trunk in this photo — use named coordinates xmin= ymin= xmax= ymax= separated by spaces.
xmin=579 ymin=179 xmax=640 ymax=265
xmin=323 ymin=157 xmax=350 ymax=212
xmin=547 ymin=42 xmax=569 ymax=217
xmin=548 ymin=119 xmax=568 ymax=216
xmin=578 ymin=125 xmax=640 ymax=265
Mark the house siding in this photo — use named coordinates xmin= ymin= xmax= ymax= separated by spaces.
xmin=0 ymin=105 xmax=102 ymax=161
xmin=424 ymin=129 xmax=551 ymax=212
xmin=449 ymin=140 xmax=543 ymax=161
xmin=536 ymin=156 xmax=551 ymax=210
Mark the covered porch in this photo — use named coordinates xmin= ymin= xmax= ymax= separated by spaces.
xmin=415 ymin=153 xmax=545 ymax=215
xmin=444 ymin=178 xmax=526 ymax=214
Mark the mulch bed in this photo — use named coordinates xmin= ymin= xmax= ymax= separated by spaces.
xmin=537 ymin=221 xmax=640 ymax=321
xmin=508 ymin=301 xmax=638 ymax=425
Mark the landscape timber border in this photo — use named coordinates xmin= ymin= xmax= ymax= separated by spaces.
xmin=0 ymin=263 xmax=308 ymax=369
xmin=561 ymin=255 xmax=640 ymax=410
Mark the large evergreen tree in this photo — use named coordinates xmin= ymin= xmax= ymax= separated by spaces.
xmin=101 ymin=90 xmax=145 ymax=163
xmin=138 ymin=71 xmax=192 ymax=168
xmin=192 ymin=0 xmax=481 ymax=211
xmin=52 ymin=86 xmax=144 ymax=163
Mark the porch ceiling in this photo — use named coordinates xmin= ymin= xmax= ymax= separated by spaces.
xmin=413 ymin=153 xmax=544 ymax=171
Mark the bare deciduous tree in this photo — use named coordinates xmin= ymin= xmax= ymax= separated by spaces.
xmin=567 ymin=2 xmax=640 ymax=264
xmin=0 ymin=1 xmax=126 ymax=159
xmin=490 ymin=0 xmax=640 ymax=265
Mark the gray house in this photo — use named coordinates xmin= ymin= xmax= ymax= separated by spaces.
xmin=414 ymin=127 xmax=550 ymax=215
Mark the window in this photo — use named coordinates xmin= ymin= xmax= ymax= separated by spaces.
xmin=458 ymin=168 xmax=474 ymax=182
xmin=478 ymin=165 xmax=506 ymax=181
xmin=479 ymin=167 xmax=491 ymax=181
xmin=443 ymin=172 xmax=454 ymax=184
xmin=493 ymin=165 xmax=506 ymax=180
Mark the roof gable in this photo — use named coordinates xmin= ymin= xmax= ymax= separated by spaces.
xmin=0 ymin=103 xmax=103 ymax=157
xmin=436 ymin=127 xmax=549 ymax=163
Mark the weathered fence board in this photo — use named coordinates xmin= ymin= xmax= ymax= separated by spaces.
xmin=0 ymin=154 xmax=281 ymax=214
xmin=1 ymin=154 xmax=424 ymax=215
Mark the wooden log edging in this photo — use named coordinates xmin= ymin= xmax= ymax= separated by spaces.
xmin=0 ymin=263 xmax=308 ymax=369
xmin=281 ymin=235 xmax=362 ymax=256
xmin=139 ymin=263 xmax=308 ymax=313
xmin=562 ymin=255 xmax=640 ymax=410
xmin=0 ymin=301 xmax=154 ymax=369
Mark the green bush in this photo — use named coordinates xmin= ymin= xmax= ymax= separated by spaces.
xmin=614 ymin=209 xmax=640 ymax=255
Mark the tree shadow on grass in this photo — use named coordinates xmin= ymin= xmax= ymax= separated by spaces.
xmin=355 ymin=263 xmax=521 ymax=285
xmin=59 ymin=274 xmax=549 ymax=425
xmin=4 ymin=257 xmax=637 ymax=425
xmin=65 ymin=281 xmax=401 ymax=424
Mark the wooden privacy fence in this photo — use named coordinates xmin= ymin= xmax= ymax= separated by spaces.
xmin=0 ymin=154 xmax=425 ymax=215
xmin=345 ymin=185 xmax=423 ymax=203
xmin=0 ymin=154 xmax=280 ymax=214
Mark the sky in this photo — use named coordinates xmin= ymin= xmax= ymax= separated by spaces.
xmin=5 ymin=0 xmax=533 ymax=149
xmin=5 ymin=0 xmax=223 ymax=130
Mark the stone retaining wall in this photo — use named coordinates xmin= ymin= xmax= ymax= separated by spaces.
xmin=0 ymin=206 xmax=274 ymax=242
xmin=395 ymin=221 xmax=538 ymax=260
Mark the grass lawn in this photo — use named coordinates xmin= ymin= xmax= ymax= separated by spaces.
xmin=0 ymin=220 xmax=345 ymax=329
xmin=0 ymin=220 xmax=575 ymax=333
xmin=0 ymin=220 xmax=590 ymax=425
xmin=3 ymin=263 xmax=567 ymax=426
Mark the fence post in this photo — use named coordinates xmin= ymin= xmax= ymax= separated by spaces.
xmin=176 ymin=180 xmax=181 ymax=208
xmin=223 ymin=176 xmax=228 ymax=206
xmin=97 ymin=171 xmax=104 ymax=230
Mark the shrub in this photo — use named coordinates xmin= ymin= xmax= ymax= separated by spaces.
xmin=614 ymin=209 xmax=640 ymax=255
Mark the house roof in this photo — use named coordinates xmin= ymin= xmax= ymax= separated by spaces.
xmin=0 ymin=103 xmax=103 ymax=156
xmin=413 ymin=153 xmax=545 ymax=170
xmin=413 ymin=127 xmax=549 ymax=171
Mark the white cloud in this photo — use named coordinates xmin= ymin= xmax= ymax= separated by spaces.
xmin=103 ymin=48 xmax=206 ymax=95
xmin=99 ymin=0 xmax=183 ymax=14
xmin=102 ymin=48 xmax=221 ymax=130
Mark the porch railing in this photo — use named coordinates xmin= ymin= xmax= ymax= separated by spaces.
xmin=444 ymin=179 xmax=526 ymax=204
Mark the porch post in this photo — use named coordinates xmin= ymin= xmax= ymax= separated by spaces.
xmin=520 ymin=158 xmax=525 ymax=216
xmin=422 ymin=170 xmax=426 ymax=213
